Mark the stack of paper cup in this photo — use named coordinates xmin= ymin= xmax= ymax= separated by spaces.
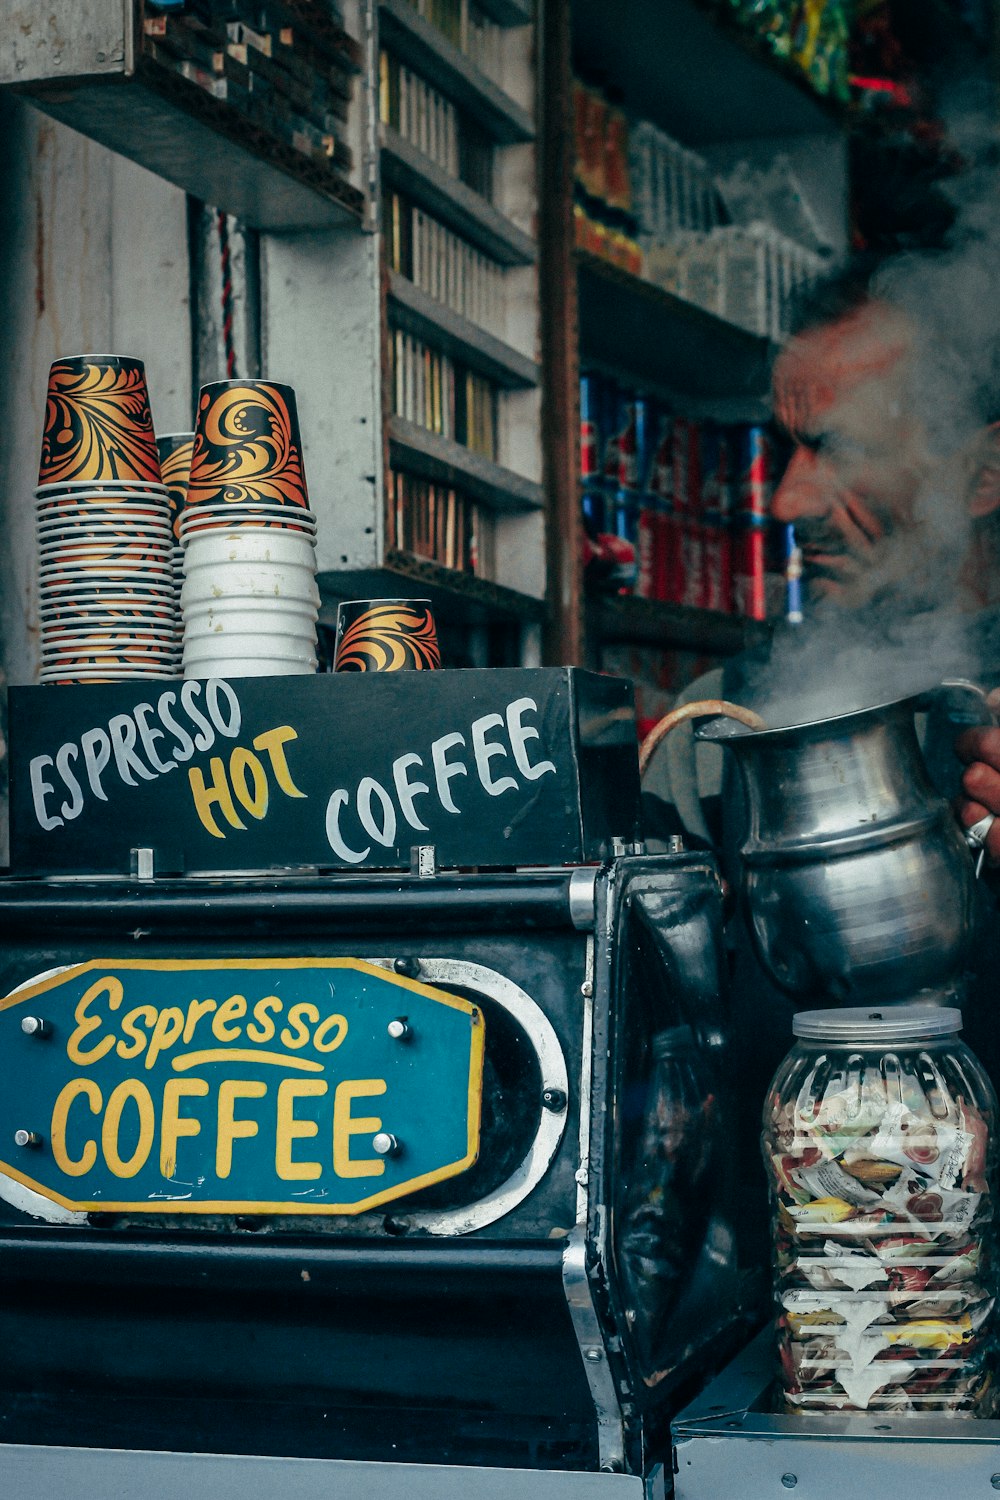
xmin=157 ymin=431 xmax=195 ymax=668
xmin=179 ymin=380 xmax=319 ymax=678
xmin=35 ymin=355 xmax=181 ymax=685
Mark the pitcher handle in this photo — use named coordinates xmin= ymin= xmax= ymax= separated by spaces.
xmin=638 ymin=700 xmax=767 ymax=777
xmin=935 ymin=679 xmax=999 ymax=877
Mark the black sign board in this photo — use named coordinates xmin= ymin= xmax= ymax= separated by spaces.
xmin=8 ymin=669 xmax=640 ymax=876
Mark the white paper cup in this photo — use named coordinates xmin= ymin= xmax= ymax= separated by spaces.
xmin=181 ymin=565 xmax=321 ymax=608
xmin=182 ymin=592 xmax=317 ymax=614
xmin=182 ymin=658 xmax=316 ymax=679
xmin=182 ymin=529 xmax=316 ymax=567
xmin=184 ymin=602 xmax=317 ymax=634
xmin=183 ymin=629 xmax=317 ymax=660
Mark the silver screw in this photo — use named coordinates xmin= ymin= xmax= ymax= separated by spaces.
xmin=387 ymin=1018 xmax=411 ymax=1041
xmin=372 ymin=1132 xmax=400 ymax=1157
xmin=585 ymin=1347 xmax=602 ymax=1362
xmin=14 ymin=1130 xmax=42 ymax=1148
xmin=581 ymin=980 xmax=594 ymax=998
xmin=781 ymin=1477 xmax=797 ymax=1490
xmin=20 ymin=1016 xmax=50 ymax=1038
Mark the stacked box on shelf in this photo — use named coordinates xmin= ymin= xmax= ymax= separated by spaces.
xmin=644 ymin=225 xmax=826 ymax=339
xmin=387 ymin=468 xmax=495 ymax=576
xmin=379 ymin=50 xmax=493 ymax=198
xmin=388 ymin=330 xmax=498 ymax=459
xmin=580 ymin=370 xmax=789 ymax=621
xmin=400 ymin=0 xmax=504 ymax=84
xmin=384 ymin=189 xmax=506 ymax=340
xmin=142 ymin=1 xmax=362 ymax=175
xmin=571 ymin=75 xmax=643 ymax=275
xmin=379 ymin=6 xmax=536 ymax=589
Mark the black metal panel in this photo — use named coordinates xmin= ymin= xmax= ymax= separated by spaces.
xmin=8 ymin=669 xmax=640 ymax=877
xmin=0 ymin=872 xmax=598 ymax=1467
xmin=587 ymin=856 xmax=744 ymax=1471
xmin=0 ymin=1241 xmax=597 ymax=1469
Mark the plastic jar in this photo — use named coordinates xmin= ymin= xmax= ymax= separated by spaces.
xmin=762 ymin=1006 xmax=997 ymax=1415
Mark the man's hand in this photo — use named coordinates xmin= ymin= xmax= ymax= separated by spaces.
xmin=955 ymin=715 xmax=1000 ymax=865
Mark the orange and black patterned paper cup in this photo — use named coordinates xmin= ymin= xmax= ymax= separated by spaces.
xmin=157 ymin=432 xmax=195 ymax=538
xmin=186 ymin=380 xmax=310 ymax=512
xmin=39 ymin=355 xmax=162 ymax=487
xmin=333 ymin=599 xmax=441 ymax=672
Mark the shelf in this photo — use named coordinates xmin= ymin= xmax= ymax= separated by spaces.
xmin=573 ymin=0 xmax=845 ymax=145
xmin=476 ymin=0 xmax=534 ymax=25
xmin=588 ymin=593 xmax=770 ymax=656
xmin=378 ymin=0 xmax=534 ymax=145
xmin=42 ymin=58 xmax=363 ymax=229
xmin=318 ymin=549 xmax=546 ymax=626
xmin=387 ymin=271 xmax=539 ymax=390
xmin=389 ymin=418 xmax=544 ymax=513
xmin=381 ymin=128 xmax=536 ymax=266
xmin=1 ymin=9 xmax=364 ymax=231
xmin=576 ymin=251 xmax=774 ymax=407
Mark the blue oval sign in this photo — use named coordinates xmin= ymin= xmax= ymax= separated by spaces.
xmin=0 ymin=959 xmax=484 ymax=1218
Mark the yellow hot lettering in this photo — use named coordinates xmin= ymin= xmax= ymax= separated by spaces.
xmin=230 ymin=748 xmax=269 ymax=819
xmin=160 ymin=1077 xmax=209 ymax=1177
xmin=187 ymin=727 xmax=305 ymax=839
xmin=216 ymin=1079 xmax=267 ymax=1178
xmin=275 ymin=1078 xmax=327 ymax=1180
xmin=102 ymin=1079 xmax=155 ymax=1178
xmin=51 ymin=1078 xmax=102 ymax=1176
xmin=333 ymin=1079 xmax=386 ymax=1180
xmin=188 ymin=757 xmax=247 ymax=839
xmin=252 ymin=726 xmax=306 ymax=798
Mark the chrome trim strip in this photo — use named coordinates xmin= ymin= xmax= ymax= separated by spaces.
xmin=563 ymin=1225 xmax=626 ymax=1473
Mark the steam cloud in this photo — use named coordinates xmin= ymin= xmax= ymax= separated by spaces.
xmin=746 ymin=74 xmax=1000 ymax=729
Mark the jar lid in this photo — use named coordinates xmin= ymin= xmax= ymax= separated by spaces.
xmin=793 ymin=1005 xmax=963 ymax=1042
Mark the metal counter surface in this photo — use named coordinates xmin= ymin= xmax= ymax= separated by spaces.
xmin=672 ymin=1330 xmax=1000 ymax=1499
xmin=0 ymin=1445 xmax=664 ymax=1498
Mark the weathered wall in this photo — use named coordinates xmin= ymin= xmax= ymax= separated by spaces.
xmin=0 ymin=95 xmax=192 ymax=858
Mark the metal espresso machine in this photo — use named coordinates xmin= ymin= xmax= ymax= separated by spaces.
xmin=668 ymin=690 xmax=1000 ymax=1499
xmin=0 ymin=667 xmax=744 ymax=1499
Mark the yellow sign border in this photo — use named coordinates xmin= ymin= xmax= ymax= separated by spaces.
xmin=0 ymin=958 xmax=485 ymax=1216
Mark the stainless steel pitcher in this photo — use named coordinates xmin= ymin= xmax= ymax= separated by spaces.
xmin=695 ymin=688 xmax=991 ymax=1004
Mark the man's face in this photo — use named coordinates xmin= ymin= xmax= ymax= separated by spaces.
xmin=771 ymin=301 xmax=933 ymax=606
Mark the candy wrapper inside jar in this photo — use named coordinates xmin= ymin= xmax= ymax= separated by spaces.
xmin=762 ymin=1013 xmax=999 ymax=1415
